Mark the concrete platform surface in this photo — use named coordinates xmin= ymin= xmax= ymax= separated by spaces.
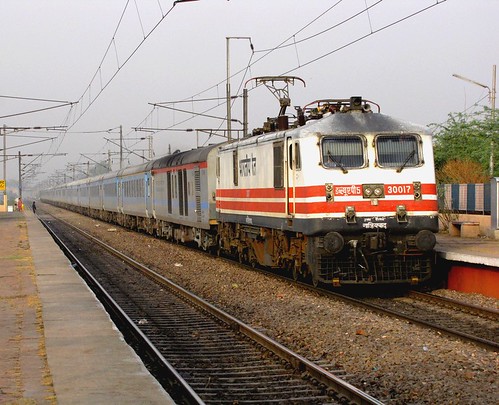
xmin=436 ymin=233 xmax=499 ymax=268
xmin=0 ymin=211 xmax=174 ymax=404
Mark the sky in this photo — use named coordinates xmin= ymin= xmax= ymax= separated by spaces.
xmin=0 ymin=0 xmax=497 ymax=194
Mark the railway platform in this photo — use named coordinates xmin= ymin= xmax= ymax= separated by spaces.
xmin=0 ymin=211 xmax=174 ymax=404
xmin=435 ymin=233 xmax=499 ymax=299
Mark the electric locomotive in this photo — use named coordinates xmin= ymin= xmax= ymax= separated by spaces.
xmin=216 ymin=96 xmax=438 ymax=286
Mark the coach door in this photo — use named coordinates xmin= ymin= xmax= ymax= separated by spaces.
xmin=118 ymin=179 xmax=123 ymax=213
xmin=194 ymin=167 xmax=202 ymax=223
xmin=145 ymin=173 xmax=153 ymax=218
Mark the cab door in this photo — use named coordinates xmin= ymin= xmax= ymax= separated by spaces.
xmin=286 ymin=136 xmax=300 ymax=217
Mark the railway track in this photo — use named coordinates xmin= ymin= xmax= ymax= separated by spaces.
xmin=217 ymin=238 xmax=499 ymax=351
xmin=234 ymin=255 xmax=499 ymax=351
xmin=325 ymin=290 xmax=499 ymax=351
xmin=38 ymin=211 xmax=382 ymax=405
xmin=229 ymin=251 xmax=499 ymax=351
xmin=406 ymin=290 xmax=499 ymax=321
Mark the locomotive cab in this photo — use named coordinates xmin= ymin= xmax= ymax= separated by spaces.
xmin=301 ymin=97 xmax=438 ymax=285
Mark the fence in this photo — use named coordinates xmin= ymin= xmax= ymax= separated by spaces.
xmin=438 ymin=183 xmax=491 ymax=215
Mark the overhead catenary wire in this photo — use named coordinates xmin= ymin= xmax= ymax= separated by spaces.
xmin=141 ymin=0 xmax=448 ymax=137
xmin=44 ymin=1 xmax=184 ymax=167
xmin=41 ymin=0 xmax=449 ymax=180
xmin=253 ymin=0 xmax=382 ymax=54
xmin=53 ymin=1 xmax=445 ymax=145
xmin=0 ymin=137 xmax=56 ymax=154
xmin=0 ymin=95 xmax=74 ymax=104
xmin=0 ymin=102 xmax=75 ymax=119
xmin=280 ymin=0 xmax=448 ymax=77
xmin=68 ymin=2 xmax=177 ymax=130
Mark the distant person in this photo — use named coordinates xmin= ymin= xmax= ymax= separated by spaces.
xmin=32 ymin=201 xmax=36 ymax=214
xmin=17 ymin=197 xmax=23 ymax=212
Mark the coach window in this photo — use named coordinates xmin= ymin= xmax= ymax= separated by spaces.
xmin=273 ymin=141 xmax=284 ymax=188
xmin=375 ymin=134 xmax=420 ymax=169
xmin=322 ymin=135 xmax=364 ymax=170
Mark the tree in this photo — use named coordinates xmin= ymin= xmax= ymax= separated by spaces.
xmin=431 ymin=107 xmax=499 ymax=181
xmin=437 ymin=159 xmax=488 ymax=183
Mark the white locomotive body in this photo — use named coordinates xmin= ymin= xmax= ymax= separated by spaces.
xmin=216 ymin=98 xmax=438 ymax=285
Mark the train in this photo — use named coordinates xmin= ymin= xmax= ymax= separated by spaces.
xmin=40 ymin=93 xmax=439 ymax=287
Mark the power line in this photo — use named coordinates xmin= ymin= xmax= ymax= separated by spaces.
xmin=168 ymin=0 xmax=347 ymax=103
xmin=0 ymin=95 xmax=73 ymax=103
xmin=281 ymin=0 xmax=448 ymax=76
xmin=68 ymin=2 xmax=184 ymax=130
xmin=254 ymin=0 xmax=382 ymax=53
xmin=0 ymin=102 xmax=75 ymax=119
xmin=46 ymin=1 xmax=194 ymax=167
xmin=141 ymin=0 xmax=447 ymax=135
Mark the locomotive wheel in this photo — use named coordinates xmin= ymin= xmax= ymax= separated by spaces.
xmin=311 ymin=271 xmax=320 ymax=287
xmin=238 ymin=251 xmax=247 ymax=264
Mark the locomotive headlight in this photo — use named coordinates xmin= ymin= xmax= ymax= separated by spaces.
xmin=345 ymin=206 xmax=356 ymax=223
xmin=396 ymin=205 xmax=408 ymax=223
xmin=363 ymin=184 xmax=384 ymax=198
xmin=325 ymin=183 xmax=334 ymax=202
xmin=373 ymin=186 xmax=383 ymax=197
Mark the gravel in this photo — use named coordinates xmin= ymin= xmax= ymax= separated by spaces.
xmin=41 ymin=204 xmax=498 ymax=404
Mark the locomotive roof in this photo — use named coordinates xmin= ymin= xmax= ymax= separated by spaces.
xmin=152 ymin=143 xmax=222 ymax=170
xmin=307 ymin=111 xmax=431 ymax=135
xmin=219 ymin=111 xmax=430 ymax=151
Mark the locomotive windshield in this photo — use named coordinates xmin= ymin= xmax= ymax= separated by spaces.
xmin=376 ymin=134 xmax=420 ymax=169
xmin=322 ymin=135 xmax=365 ymax=170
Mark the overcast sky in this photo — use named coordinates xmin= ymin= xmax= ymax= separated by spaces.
xmin=1 ymin=0 xmax=497 ymax=190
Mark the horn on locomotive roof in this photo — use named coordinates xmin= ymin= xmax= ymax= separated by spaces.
xmin=243 ymin=76 xmax=306 ymax=135
xmin=301 ymin=97 xmax=381 ymax=120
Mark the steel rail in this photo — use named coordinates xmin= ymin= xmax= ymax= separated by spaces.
xmin=228 ymin=260 xmax=499 ymax=352
xmin=44 ymin=212 xmax=384 ymax=405
xmin=314 ymin=290 xmax=499 ymax=352
xmin=39 ymin=216 xmax=205 ymax=405
xmin=407 ymin=290 xmax=499 ymax=321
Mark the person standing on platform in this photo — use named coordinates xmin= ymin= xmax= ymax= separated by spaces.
xmin=32 ymin=201 xmax=36 ymax=214
xmin=17 ymin=197 xmax=23 ymax=212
